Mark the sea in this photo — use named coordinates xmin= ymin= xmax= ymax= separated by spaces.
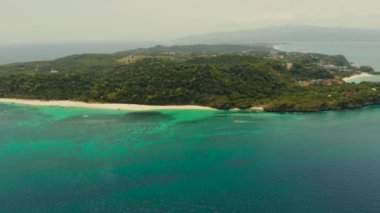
xmin=1 ymin=104 xmax=380 ymax=212
xmin=0 ymin=42 xmax=155 ymax=65
xmin=275 ymin=41 xmax=380 ymax=71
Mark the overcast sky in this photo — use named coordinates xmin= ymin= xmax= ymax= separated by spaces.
xmin=1 ymin=0 xmax=380 ymax=44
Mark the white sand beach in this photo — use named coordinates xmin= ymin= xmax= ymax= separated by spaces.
xmin=0 ymin=98 xmax=216 ymax=111
xmin=343 ymin=73 xmax=373 ymax=82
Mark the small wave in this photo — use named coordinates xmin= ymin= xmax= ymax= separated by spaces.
xmin=234 ymin=120 xmax=251 ymax=124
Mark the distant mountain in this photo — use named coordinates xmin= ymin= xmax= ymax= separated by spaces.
xmin=181 ymin=26 xmax=380 ymax=44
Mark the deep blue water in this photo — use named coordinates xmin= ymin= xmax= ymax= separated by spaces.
xmin=1 ymin=104 xmax=380 ymax=212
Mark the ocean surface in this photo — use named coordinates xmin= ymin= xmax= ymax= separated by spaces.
xmin=275 ymin=41 xmax=380 ymax=71
xmin=1 ymin=104 xmax=380 ymax=212
xmin=0 ymin=42 xmax=155 ymax=65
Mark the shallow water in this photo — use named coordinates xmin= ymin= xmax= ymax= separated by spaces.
xmin=345 ymin=74 xmax=380 ymax=83
xmin=1 ymin=104 xmax=380 ymax=212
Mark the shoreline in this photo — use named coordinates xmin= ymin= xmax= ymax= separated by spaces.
xmin=343 ymin=72 xmax=373 ymax=82
xmin=0 ymin=98 xmax=217 ymax=111
xmin=0 ymin=98 xmax=379 ymax=113
xmin=272 ymin=44 xmax=286 ymax=51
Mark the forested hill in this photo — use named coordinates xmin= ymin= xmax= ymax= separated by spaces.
xmin=115 ymin=44 xmax=271 ymax=56
xmin=0 ymin=44 xmax=270 ymax=73
xmin=0 ymin=44 xmax=379 ymax=112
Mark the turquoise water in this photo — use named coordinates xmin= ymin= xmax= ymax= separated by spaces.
xmin=275 ymin=41 xmax=380 ymax=71
xmin=1 ymin=104 xmax=380 ymax=212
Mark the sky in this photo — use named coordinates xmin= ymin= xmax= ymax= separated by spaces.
xmin=1 ymin=0 xmax=380 ymax=44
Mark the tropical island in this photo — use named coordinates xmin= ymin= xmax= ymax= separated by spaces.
xmin=0 ymin=44 xmax=379 ymax=112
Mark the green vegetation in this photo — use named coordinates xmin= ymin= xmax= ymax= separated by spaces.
xmin=360 ymin=65 xmax=375 ymax=73
xmin=0 ymin=44 xmax=379 ymax=112
xmin=265 ymin=83 xmax=380 ymax=112
xmin=115 ymin=44 xmax=271 ymax=56
xmin=0 ymin=57 xmax=289 ymax=110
